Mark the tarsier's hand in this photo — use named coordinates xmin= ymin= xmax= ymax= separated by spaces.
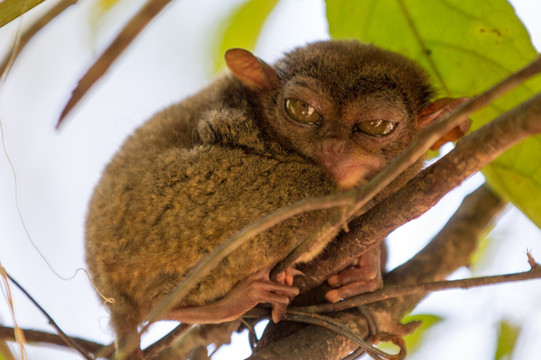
xmin=325 ymin=246 xmax=383 ymax=303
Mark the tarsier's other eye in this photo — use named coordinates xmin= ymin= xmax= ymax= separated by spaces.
xmin=354 ymin=120 xmax=398 ymax=137
xmin=285 ymin=99 xmax=322 ymax=125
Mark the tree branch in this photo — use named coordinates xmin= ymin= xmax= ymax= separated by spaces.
xmin=4 ymin=272 xmax=94 ymax=359
xmin=297 ymin=91 xmax=541 ymax=291
xmin=56 ymin=0 xmax=173 ymax=128
xmin=251 ymin=184 xmax=506 ymax=359
xmin=0 ymin=325 xmax=107 ymax=356
xmin=294 ymin=258 xmax=541 ymax=313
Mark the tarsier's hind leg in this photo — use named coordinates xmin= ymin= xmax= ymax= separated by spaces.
xmin=165 ymin=268 xmax=299 ymax=324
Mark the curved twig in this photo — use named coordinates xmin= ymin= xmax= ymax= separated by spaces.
xmin=56 ymin=0 xmax=173 ymax=128
xmin=141 ymin=323 xmax=191 ymax=359
xmin=293 ymin=260 xmax=541 ymax=313
xmin=283 ymin=310 xmax=394 ymax=360
xmin=0 ymin=0 xmax=77 ymax=78
xmin=0 ymin=325 xmax=107 ymax=356
xmin=4 ymin=272 xmax=94 ymax=359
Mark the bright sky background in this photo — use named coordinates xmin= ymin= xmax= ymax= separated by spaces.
xmin=0 ymin=1 xmax=540 ymax=359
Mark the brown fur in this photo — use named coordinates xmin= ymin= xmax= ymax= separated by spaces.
xmin=85 ymin=40 xmax=434 ymax=357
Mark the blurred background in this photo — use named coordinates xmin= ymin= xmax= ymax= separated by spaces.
xmin=0 ymin=0 xmax=540 ymax=359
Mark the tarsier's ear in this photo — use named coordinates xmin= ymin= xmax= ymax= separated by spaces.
xmin=225 ymin=48 xmax=279 ymax=90
xmin=419 ymin=97 xmax=472 ymax=150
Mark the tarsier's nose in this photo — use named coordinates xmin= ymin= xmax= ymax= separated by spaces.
xmin=319 ymin=137 xmax=345 ymax=157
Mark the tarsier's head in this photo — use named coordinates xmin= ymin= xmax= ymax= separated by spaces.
xmin=225 ymin=40 xmax=469 ymax=190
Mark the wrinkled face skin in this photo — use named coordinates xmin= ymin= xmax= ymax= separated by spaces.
xmin=258 ymin=41 xmax=432 ymax=190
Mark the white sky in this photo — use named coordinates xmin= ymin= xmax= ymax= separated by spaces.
xmin=0 ymin=1 xmax=540 ymax=359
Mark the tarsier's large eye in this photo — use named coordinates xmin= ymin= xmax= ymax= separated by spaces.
xmin=354 ymin=120 xmax=397 ymax=137
xmin=285 ymin=99 xmax=322 ymax=125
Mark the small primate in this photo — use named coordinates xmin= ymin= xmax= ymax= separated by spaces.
xmin=85 ymin=40 xmax=468 ymax=359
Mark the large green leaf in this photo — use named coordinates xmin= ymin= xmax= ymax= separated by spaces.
xmin=212 ymin=0 xmax=279 ymax=72
xmin=326 ymin=0 xmax=541 ymax=228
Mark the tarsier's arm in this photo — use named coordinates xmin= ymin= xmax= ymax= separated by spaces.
xmin=326 ymin=97 xmax=472 ymax=302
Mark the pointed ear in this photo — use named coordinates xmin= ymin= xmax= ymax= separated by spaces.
xmin=419 ymin=97 xmax=472 ymax=150
xmin=224 ymin=48 xmax=278 ymax=90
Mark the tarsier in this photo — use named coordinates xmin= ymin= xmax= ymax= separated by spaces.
xmin=85 ymin=40 xmax=468 ymax=358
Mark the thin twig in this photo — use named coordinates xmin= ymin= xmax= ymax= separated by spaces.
xmin=0 ymin=0 xmax=78 ymax=78
xmin=56 ymin=0 xmax=173 ymax=128
xmin=4 ymin=272 xmax=94 ymax=360
xmin=139 ymin=195 xmax=353 ymax=326
xmin=0 ymin=264 xmax=26 ymax=359
xmin=294 ymin=260 xmax=541 ymax=313
xmin=142 ymin=323 xmax=191 ymax=359
xmin=283 ymin=310 xmax=394 ymax=360
xmin=150 ymin=322 xmax=240 ymax=359
xmin=0 ymin=326 xmax=106 ymax=355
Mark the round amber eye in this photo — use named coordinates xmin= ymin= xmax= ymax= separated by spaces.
xmin=285 ymin=99 xmax=322 ymax=125
xmin=354 ymin=120 xmax=397 ymax=137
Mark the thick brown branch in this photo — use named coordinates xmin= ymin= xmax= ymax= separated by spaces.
xmin=56 ymin=0 xmax=172 ymax=128
xmin=298 ymin=92 xmax=541 ymax=290
xmin=252 ymin=184 xmax=506 ymax=359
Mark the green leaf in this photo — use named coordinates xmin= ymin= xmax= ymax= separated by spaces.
xmin=94 ymin=0 xmax=124 ymax=13
xmin=376 ymin=314 xmax=443 ymax=355
xmin=0 ymin=0 xmax=46 ymax=27
xmin=494 ymin=319 xmax=520 ymax=360
xmin=212 ymin=0 xmax=279 ymax=73
xmin=0 ymin=340 xmax=14 ymax=360
xmin=326 ymin=0 xmax=541 ymax=228
xmin=468 ymin=233 xmax=495 ymax=274
xmin=402 ymin=314 xmax=443 ymax=353
xmin=88 ymin=0 xmax=129 ymax=34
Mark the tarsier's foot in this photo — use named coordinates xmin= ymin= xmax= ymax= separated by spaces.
xmin=325 ymin=246 xmax=383 ymax=303
xmin=272 ymin=267 xmax=304 ymax=322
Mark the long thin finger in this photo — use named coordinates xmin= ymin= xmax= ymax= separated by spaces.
xmin=325 ymin=280 xmax=381 ymax=303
